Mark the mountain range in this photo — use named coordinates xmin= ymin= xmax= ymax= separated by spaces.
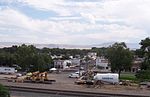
xmin=0 ymin=42 xmax=140 ymax=50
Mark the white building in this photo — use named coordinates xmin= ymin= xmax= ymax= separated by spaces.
xmin=96 ymin=57 xmax=110 ymax=70
xmin=70 ymin=58 xmax=80 ymax=66
xmin=63 ymin=60 xmax=72 ymax=69
xmin=54 ymin=60 xmax=72 ymax=69
xmin=51 ymin=55 xmax=63 ymax=59
xmin=87 ymin=52 xmax=97 ymax=59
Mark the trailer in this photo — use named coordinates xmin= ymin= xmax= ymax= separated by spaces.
xmin=93 ymin=73 xmax=119 ymax=84
xmin=0 ymin=67 xmax=16 ymax=74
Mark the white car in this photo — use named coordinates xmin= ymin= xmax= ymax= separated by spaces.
xmin=68 ymin=73 xmax=79 ymax=78
xmin=75 ymin=71 xmax=85 ymax=75
xmin=16 ymin=73 xmax=22 ymax=77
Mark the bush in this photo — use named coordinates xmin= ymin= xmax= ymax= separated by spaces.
xmin=136 ymin=70 xmax=150 ymax=81
xmin=120 ymin=73 xmax=136 ymax=81
xmin=0 ymin=84 xmax=10 ymax=97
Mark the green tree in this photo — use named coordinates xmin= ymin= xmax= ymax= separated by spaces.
xmin=15 ymin=44 xmax=38 ymax=71
xmin=91 ymin=47 xmax=108 ymax=57
xmin=140 ymin=37 xmax=150 ymax=70
xmin=0 ymin=52 xmax=16 ymax=66
xmin=136 ymin=70 xmax=150 ymax=81
xmin=107 ymin=42 xmax=133 ymax=78
xmin=15 ymin=44 xmax=53 ymax=72
xmin=136 ymin=37 xmax=150 ymax=81
xmin=0 ymin=84 xmax=10 ymax=97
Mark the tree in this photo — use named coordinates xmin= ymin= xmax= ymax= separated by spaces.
xmin=136 ymin=70 xmax=150 ymax=81
xmin=15 ymin=44 xmax=53 ymax=72
xmin=136 ymin=37 xmax=150 ymax=81
xmin=0 ymin=52 xmax=16 ymax=66
xmin=139 ymin=37 xmax=150 ymax=70
xmin=91 ymin=47 xmax=108 ymax=57
xmin=107 ymin=42 xmax=133 ymax=78
xmin=0 ymin=84 xmax=10 ymax=97
xmin=15 ymin=44 xmax=38 ymax=71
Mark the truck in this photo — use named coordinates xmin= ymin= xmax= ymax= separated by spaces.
xmin=0 ymin=67 xmax=16 ymax=74
xmin=93 ymin=73 xmax=119 ymax=84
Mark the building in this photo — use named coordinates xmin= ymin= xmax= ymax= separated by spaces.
xmin=87 ymin=52 xmax=97 ymax=59
xmin=70 ymin=58 xmax=80 ymax=66
xmin=51 ymin=55 xmax=63 ymax=59
xmin=54 ymin=60 xmax=72 ymax=70
xmin=96 ymin=57 xmax=110 ymax=70
xmin=131 ymin=58 xmax=143 ymax=72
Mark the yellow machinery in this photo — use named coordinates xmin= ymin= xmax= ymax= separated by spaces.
xmin=31 ymin=71 xmax=40 ymax=82
xmin=13 ymin=71 xmax=55 ymax=84
xmin=40 ymin=72 xmax=48 ymax=81
xmin=29 ymin=71 xmax=49 ymax=82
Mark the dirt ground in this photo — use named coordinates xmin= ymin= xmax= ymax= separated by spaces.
xmin=0 ymin=71 xmax=150 ymax=96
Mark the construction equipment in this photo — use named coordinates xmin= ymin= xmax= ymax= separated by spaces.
xmin=10 ymin=71 xmax=56 ymax=84
xmin=28 ymin=71 xmax=55 ymax=83
xmin=75 ymin=70 xmax=94 ymax=85
xmin=75 ymin=76 xmax=87 ymax=85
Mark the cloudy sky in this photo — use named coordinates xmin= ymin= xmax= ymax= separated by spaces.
xmin=0 ymin=0 xmax=149 ymax=45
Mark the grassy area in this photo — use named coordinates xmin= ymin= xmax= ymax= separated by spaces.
xmin=120 ymin=73 xmax=137 ymax=81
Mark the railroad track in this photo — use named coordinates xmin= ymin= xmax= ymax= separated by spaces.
xmin=6 ymin=85 xmax=149 ymax=97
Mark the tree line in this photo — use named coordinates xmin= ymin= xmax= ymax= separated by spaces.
xmin=0 ymin=44 xmax=52 ymax=72
xmin=0 ymin=38 xmax=149 ymax=80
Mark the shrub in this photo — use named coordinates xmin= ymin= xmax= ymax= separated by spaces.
xmin=0 ymin=84 xmax=10 ymax=97
xmin=136 ymin=70 xmax=150 ymax=81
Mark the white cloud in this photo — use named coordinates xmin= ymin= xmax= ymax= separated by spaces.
xmin=85 ymin=25 xmax=148 ymax=43
xmin=0 ymin=8 xmax=67 ymax=43
xmin=0 ymin=0 xmax=149 ymax=45
xmin=21 ymin=0 xmax=72 ymax=16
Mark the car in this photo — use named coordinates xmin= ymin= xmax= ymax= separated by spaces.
xmin=16 ymin=73 xmax=22 ymax=77
xmin=75 ymin=71 xmax=85 ymax=75
xmin=68 ymin=73 xmax=79 ymax=78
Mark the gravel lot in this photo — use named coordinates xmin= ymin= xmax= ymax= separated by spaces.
xmin=0 ymin=71 xmax=150 ymax=97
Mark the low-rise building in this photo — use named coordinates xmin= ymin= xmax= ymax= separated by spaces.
xmin=54 ymin=60 xmax=72 ymax=70
xmin=96 ymin=57 xmax=110 ymax=70
xmin=70 ymin=58 xmax=80 ymax=66
xmin=51 ymin=55 xmax=63 ymax=59
xmin=87 ymin=52 xmax=97 ymax=59
xmin=131 ymin=58 xmax=143 ymax=72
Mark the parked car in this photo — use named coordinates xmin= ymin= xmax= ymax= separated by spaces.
xmin=16 ymin=73 xmax=22 ymax=77
xmin=0 ymin=67 xmax=16 ymax=74
xmin=75 ymin=71 xmax=85 ymax=75
xmin=69 ymin=73 xmax=79 ymax=78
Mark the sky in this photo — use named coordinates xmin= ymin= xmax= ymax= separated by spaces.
xmin=0 ymin=0 xmax=149 ymax=45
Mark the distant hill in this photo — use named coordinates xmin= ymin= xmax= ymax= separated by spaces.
xmin=91 ymin=42 xmax=140 ymax=50
xmin=0 ymin=42 xmax=140 ymax=50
